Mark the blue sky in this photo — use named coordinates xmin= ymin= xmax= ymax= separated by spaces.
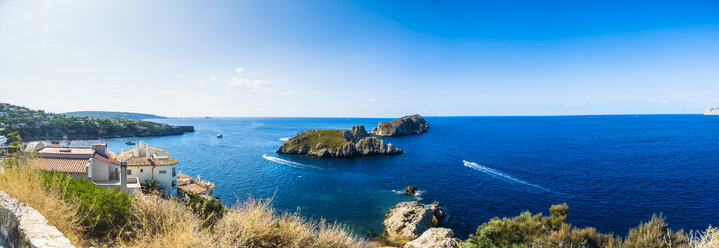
xmin=1 ymin=0 xmax=718 ymax=117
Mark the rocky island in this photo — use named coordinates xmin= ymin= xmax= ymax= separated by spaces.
xmin=277 ymin=125 xmax=402 ymax=157
xmin=372 ymin=114 xmax=430 ymax=136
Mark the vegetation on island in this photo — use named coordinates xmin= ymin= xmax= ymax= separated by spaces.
xmin=280 ymin=129 xmax=351 ymax=152
xmin=277 ymin=125 xmax=401 ymax=157
xmin=0 ymin=102 xmax=192 ymax=141
xmin=61 ymin=111 xmax=166 ymax=120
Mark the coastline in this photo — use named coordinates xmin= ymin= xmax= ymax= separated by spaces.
xmin=17 ymin=125 xmax=195 ymax=142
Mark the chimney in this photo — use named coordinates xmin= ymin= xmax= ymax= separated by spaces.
xmin=120 ymin=161 xmax=127 ymax=192
xmin=92 ymin=144 xmax=107 ymax=156
xmin=145 ymin=147 xmax=151 ymax=160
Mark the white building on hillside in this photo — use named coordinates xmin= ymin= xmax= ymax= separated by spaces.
xmin=31 ymin=143 xmax=141 ymax=193
xmin=109 ymin=142 xmax=179 ymax=196
xmin=704 ymin=107 xmax=719 ymax=115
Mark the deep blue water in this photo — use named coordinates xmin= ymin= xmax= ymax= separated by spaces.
xmin=75 ymin=115 xmax=719 ymax=238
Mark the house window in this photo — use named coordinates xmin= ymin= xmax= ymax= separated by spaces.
xmin=127 ymin=169 xmax=132 ymax=175
xmin=140 ymin=169 xmax=143 ymax=173
xmin=159 ymin=170 xmax=167 ymax=174
xmin=172 ymin=181 xmax=176 ymax=188
xmin=172 ymin=167 xmax=176 ymax=177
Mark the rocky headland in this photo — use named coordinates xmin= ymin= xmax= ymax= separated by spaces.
xmin=372 ymin=114 xmax=430 ymax=136
xmin=382 ymin=201 xmax=462 ymax=248
xmin=276 ymin=125 xmax=402 ymax=157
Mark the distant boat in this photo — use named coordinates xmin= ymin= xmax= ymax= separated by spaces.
xmin=125 ymin=140 xmax=136 ymax=145
xmin=217 ymin=133 xmax=223 ymax=138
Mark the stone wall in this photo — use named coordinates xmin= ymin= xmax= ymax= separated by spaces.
xmin=0 ymin=191 xmax=75 ymax=248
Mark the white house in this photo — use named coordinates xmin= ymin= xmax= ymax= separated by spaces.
xmin=704 ymin=107 xmax=719 ymax=115
xmin=32 ymin=143 xmax=142 ymax=193
xmin=0 ymin=136 xmax=6 ymax=145
xmin=109 ymin=142 xmax=179 ymax=196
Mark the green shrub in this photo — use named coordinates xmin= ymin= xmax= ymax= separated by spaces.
xmin=183 ymin=189 xmax=226 ymax=225
xmin=622 ymin=215 xmax=687 ymax=248
xmin=42 ymin=171 xmax=133 ymax=238
xmin=464 ymin=203 xmax=618 ymax=248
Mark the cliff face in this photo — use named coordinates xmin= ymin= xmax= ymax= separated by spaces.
xmin=372 ymin=114 xmax=429 ymax=137
xmin=276 ymin=125 xmax=402 ymax=157
xmin=15 ymin=125 xmax=195 ymax=141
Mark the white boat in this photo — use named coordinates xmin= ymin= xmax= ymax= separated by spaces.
xmin=217 ymin=133 xmax=223 ymax=138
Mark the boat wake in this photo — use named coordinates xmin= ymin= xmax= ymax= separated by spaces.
xmin=462 ymin=160 xmax=558 ymax=194
xmin=263 ymin=154 xmax=322 ymax=170
xmin=279 ymin=137 xmax=290 ymax=142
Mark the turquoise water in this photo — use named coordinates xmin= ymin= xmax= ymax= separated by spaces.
xmin=74 ymin=115 xmax=719 ymax=238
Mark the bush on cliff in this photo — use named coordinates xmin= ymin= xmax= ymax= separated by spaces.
xmin=464 ymin=204 xmax=692 ymax=248
xmin=42 ymin=171 xmax=133 ymax=238
xmin=464 ymin=203 xmax=618 ymax=248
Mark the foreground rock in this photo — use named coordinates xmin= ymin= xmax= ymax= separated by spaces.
xmin=383 ymin=201 xmax=444 ymax=240
xmin=277 ymin=125 xmax=402 ymax=157
xmin=404 ymin=228 xmax=462 ymax=248
xmin=372 ymin=114 xmax=430 ymax=136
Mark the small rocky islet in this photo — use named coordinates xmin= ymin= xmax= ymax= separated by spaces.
xmin=276 ymin=114 xmax=429 ymax=158
xmin=372 ymin=114 xmax=430 ymax=136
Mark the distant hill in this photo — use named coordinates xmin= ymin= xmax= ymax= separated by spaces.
xmin=61 ymin=111 xmax=166 ymax=120
xmin=0 ymin=103 xmax=192 ymax=141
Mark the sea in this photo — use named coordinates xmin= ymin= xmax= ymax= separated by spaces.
xmin=72 ymin=115 xmax=719 ymax=238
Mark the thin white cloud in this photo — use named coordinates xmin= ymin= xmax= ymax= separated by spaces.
xmin=223 ymin=67 xmax=300 ymax=96
xmin=211 ymin=76 xmax=216 ymax=81
xmin=227 ymin=77 xmax=271 ymax=88
xmin=713 ymin=86 xmax=719 ymax=89
xmin=659 ymin=100 xmax=669 ymax=104
xmin=365 ymin=97 xmax=377 ymax=102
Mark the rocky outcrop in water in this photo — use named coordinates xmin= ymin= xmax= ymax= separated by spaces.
xmin=372 ymin=114 xmax=429 ymax=136
xmin=404 ymin=228 xmax=462 ymax=248
xmin=403 ymin=186 xmax=418 ymax=195
xmin=383 ymin=201 xmax=444 ymax=240
xmin=276 ymin=125 xmax=402 ymax=157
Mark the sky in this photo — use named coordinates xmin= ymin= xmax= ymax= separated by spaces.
xmin=1 ymin=0 xmax=718 ymax=117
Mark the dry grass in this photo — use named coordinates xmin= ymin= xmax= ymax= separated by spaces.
xmin=116 ymin=194 xmax=214 ymax=248
xmin=689 ymin=226 xmax=719 ymax=248
xmin=212 ymin=197 xmax=373 ymax=248
xmin=0 ymin=159 xmax=84 ymax=246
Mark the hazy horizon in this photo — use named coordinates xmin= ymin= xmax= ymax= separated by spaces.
xmin=1 ymin=0 xmax=718 ymax=117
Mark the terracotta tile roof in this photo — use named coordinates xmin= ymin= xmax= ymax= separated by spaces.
xmin=117 ymin=146 xmax=171 ymax=158
xmin=177 ymin=173 xmax=215 ymax=195
xmin=123 ymin=157 xmax=179 ymax=167
xmin=33 ymin=158 xmax=88 ymax=174
xmin=93 ymin=153 xmax=120 ymax=165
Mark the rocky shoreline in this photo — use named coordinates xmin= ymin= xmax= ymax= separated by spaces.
xmin=18 ymin=125 xmax=195 ymax=141
xmin=382 ymin=201 xmax=462 ymax=248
